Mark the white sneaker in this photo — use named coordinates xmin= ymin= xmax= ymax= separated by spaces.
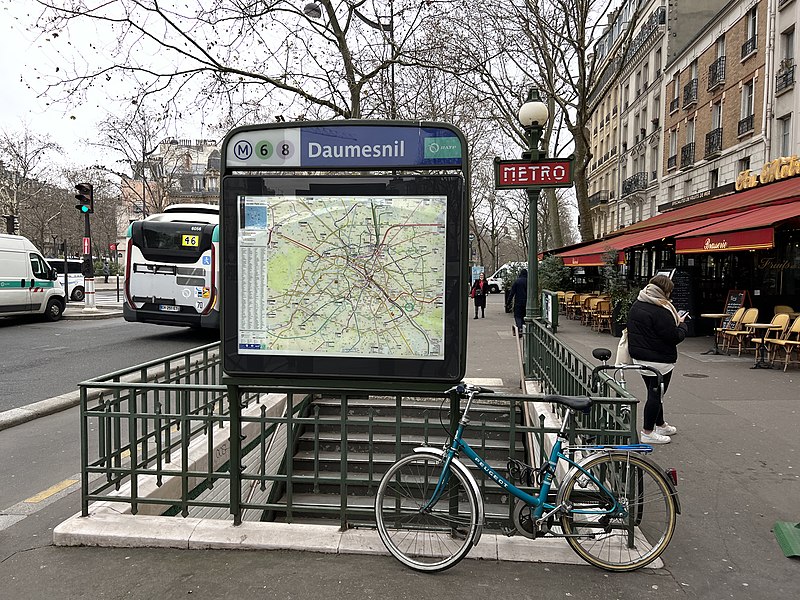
xmin=641 ymin=431 xmax=671 ymax=444
xmin=655 ymin=423 xmax=677 ymax=436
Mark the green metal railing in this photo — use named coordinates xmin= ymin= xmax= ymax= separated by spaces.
xmin=78 ymin=324 xmax=639 ymax=528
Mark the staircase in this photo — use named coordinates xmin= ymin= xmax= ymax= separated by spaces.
xmin=265 ymin=394 xmax=527 ymax=528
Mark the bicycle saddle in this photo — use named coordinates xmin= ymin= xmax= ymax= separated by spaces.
xmin=543 ymin=395 xmax=592 ymax=411
xmin=592 ymin=348 xmax=612 ymax=362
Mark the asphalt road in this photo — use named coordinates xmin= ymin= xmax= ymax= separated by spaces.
xmin=0 ymin=315 xmax=218 ymax=412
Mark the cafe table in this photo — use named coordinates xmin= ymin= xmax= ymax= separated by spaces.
xmin=700 ymin=313 xmax=730 ymax=355
xmin=745 ymin=322 xmax=783 ymax=369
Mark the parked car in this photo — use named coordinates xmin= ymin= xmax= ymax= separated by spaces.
xmin=485 ymin=262 xmax=526 ymax=294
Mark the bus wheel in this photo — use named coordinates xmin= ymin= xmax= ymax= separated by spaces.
xmin=45 ymin=298 xmax=65 ymax=322
xmin=72 ymin=287 xmax=85 ymax=302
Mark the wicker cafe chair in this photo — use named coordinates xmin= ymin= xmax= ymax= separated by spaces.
xmin=564 ymin=292 xmax=576 ymax=316
xmin=721 ymin=308 xmax=759 ymax=356
xmin=750 ymin=313 xmax=790 ymax=363
xmin=557 ymin=291 xmax=567 ymax=314
xmin=568 ymin=293 xmax=585 ymax=320
xmin=716 ymin=307 xmax=744 ymax=348
xmin=768 ymin=315 xmax=800 ymax=371
xmin=774 ymin=305 xmax=795 ymax=316
xmin=595 ymin=299 xmax=612 ymax=333
xmin=582 ymin=296 xmax=600 ymax=326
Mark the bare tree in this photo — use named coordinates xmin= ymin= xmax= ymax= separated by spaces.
xmin=93 ymin=107 xmax=185 ymax=217
xmin=0 ymin=125 xmax=62 ymax=239
xmin=26 ymin=0 xmax=446 ymax=123
xmin=508 ymin=0 xmax=644 ymax=241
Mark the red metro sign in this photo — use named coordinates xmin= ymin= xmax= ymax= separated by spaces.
xmin=494 ymin=158 xmax=573 ymax=189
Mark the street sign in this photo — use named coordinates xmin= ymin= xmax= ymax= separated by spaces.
xmin=83 ymin=237 xmax=90 ymax=254
xmin=224 ymin=123 xmax=463 ymax=170
xmin=494 ymin=158 xmax=573 ymax=189
xmin=109 ymin=243 xmax=117 ymax=250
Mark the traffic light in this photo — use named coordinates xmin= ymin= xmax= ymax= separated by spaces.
xmin=81 ymin=257 xmax=94 ymax=277
xmin=4 ymin=214 xmax=19 ymax=234
xmin=74 ymin=183 xmax=94 ymax=214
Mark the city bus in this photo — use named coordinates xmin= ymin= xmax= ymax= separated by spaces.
xmin=123 ymin=203 xmax=220 ymax=329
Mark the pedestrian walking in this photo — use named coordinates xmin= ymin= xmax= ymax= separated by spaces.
xmin=626 ymin=274 xmax=688 ymax=444
xmin=509 ymin=268 xmax=528 ymax=336
xmin=470 ymin=273 xmax=489 ymax=319
xmin=102 ymin=261 xmax=110 ymax=283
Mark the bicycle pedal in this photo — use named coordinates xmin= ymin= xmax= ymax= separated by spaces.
xmin=501 ymin=527 xmax=517 ymax=537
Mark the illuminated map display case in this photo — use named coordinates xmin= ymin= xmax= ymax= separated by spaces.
xmin=221 ymin=175 xmax=466 ymax=382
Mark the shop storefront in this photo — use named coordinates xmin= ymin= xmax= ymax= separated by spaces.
xmin=552 ymin=156 xmax=800 ymax=333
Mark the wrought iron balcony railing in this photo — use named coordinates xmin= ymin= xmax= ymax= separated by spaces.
xmin=705 ymin=128 xmax=723 ymax=157
xmin=622 ymin=172 xmax=648 ymax=196
xmin=741 ymin=36 xmax=757 ymax=59
xmin=680 ymin=142 xmax=695 ymax=168
xmin=669 ymin=97 xmax=680 ymax=113
xmin=708 ymin=56 xmax=726 ymax=90
xmin=776 ymin=63 xmax=795 ymax=94
xmin=738 ymin=114 xmax=754 ymax=136
xmin=667 ymin=154 xmax=677 ymax=170
xmin=683 ymin=79 xmax=698 ymax=108
xmin=589 ymin=190 xmax=610 ymax=207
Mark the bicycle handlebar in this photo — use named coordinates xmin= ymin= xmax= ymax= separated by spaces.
xmin=446 ymin=383 xmax=495 ymax=396
xmin=591 ymin=363 xmax=663 ymax=393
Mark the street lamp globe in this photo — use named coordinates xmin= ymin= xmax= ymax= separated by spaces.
xmin=518 ymin=88 xmax=549 ymax=127
xmin=303 ymin=2 xmax=322 ymax=18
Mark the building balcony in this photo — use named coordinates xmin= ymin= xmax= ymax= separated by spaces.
xmin=705 ymin=128 xmax=723 ymax=158
xmin=669 ymin=97 xmax=680 ymax=113
xmin=741 ymin=36 xmax=757 ymax=59
xmin=683 ymin=79 xmax=698 ymax=108
xmin=622 ymin=172 xmax=648 ymax=196
xmin=680 ymin=142 xmax=695 ymax=168
xmin=667 ymin=154 xmax=677 ymax=170
xmin=589 ymin=190 xmax=610 ymax=208
xmin=738 ymin=114 xmax=755 ymax=136
xmin=776 ymin=61 xmax=795 ymax=94
xmin=708 ymin=56 xmax=726 ymax=90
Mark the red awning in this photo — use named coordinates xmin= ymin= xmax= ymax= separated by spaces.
xmin=675 ymin=201 xmax=800 ymax=253
xmin=558 ymin=214 xmax=734 ymax=266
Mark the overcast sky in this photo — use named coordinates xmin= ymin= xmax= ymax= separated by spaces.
xmin=0 ymin=3 xmax=106 ymax=169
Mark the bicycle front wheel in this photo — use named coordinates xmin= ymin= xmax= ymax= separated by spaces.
xmin=375 ymin=453 xmax=479 ymax=572
xmin=559 ymin=452 xmax=677 ymax=571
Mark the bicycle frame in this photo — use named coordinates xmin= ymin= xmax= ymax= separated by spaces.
xmin=426 ymin=410 xmax=624 ymax=522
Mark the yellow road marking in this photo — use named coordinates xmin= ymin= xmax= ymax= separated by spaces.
xmin=24 ymin=479 xmax=79 ymax=503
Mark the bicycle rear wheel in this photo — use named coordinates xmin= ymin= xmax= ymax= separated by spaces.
xmin=559 ymin=452 xmax=677 ymax=571
xmin=375 ymin=453 xmax=479 ymax=572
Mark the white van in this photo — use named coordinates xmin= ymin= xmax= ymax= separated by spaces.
xmin=0 ymin=234 xmax=66 ymax=321
xmin=485 ymin=262 xmax=526 ymax=294
xmin=47 ymin=258 xmax=85 ymax=301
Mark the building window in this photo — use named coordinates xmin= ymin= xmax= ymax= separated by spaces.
xmin=738 ymin=157 xmax=750 ymax=172
xmin=739 ymin=80 xmax=755 ymax=135
xmin=655 ymin=48 xmax=662 ymax=74
xmin=742 ymin=7 xmax=757 ymax=58
xmin=709 ymin=168 xmax=719 ymax=189
xmin=779 ymin=115 xmax=792 ymax=156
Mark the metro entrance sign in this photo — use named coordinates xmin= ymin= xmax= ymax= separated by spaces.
xmin=493 ymin=158 xmax=574 ymax=189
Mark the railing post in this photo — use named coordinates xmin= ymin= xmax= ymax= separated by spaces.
xmin=229 ymin=383 xmax=243 ymax=525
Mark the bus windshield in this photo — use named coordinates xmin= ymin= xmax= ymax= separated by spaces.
xmin=131 ymin=221 xmax=214 ymax=263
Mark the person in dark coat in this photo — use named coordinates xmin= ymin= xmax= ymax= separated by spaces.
xmin=509 ymin=268 xmax=527 ymax=336
xmin=627 ymin=274 xmax=688 ymax=444
xmin=470 ymin=273 xmax=489 ymax=318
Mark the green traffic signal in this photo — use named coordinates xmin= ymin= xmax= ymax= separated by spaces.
xmin=74 ymin=182 xmax=94 ymax=214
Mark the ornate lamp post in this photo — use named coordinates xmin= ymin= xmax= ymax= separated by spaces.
xmin=518 ymin=88 xmax=549 ymax=376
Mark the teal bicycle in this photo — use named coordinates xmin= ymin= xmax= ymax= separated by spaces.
xmin=375 ymin=353 xmax=680 ymax=573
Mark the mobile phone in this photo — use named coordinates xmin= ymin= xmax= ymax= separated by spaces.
xmin=678 ymin=310 xmax=690 ymax=319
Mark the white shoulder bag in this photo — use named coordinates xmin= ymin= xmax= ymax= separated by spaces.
xmin=615 ymin=328 xmax=633 ymax=365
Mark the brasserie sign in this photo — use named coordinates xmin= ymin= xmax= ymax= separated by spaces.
xmin=735 ymin=155 xmax=800 ymax=191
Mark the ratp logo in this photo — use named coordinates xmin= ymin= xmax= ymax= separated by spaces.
xmin=424 ymin=136 xmax=461 ymax=159
xmin=234 ymin=140 xmax=253 ymax=160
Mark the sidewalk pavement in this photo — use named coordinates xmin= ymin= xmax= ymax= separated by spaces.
xmin=62 ymin=280 xmax=123 ymax=320
xmin=2 ymin=293 xmax=798 ymax=599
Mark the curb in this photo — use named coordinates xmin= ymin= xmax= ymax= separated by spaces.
xmin=0 ymin=391 xmax=82 ymax=431
xmin=63 ymin=309 xmax=123 ymax=320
